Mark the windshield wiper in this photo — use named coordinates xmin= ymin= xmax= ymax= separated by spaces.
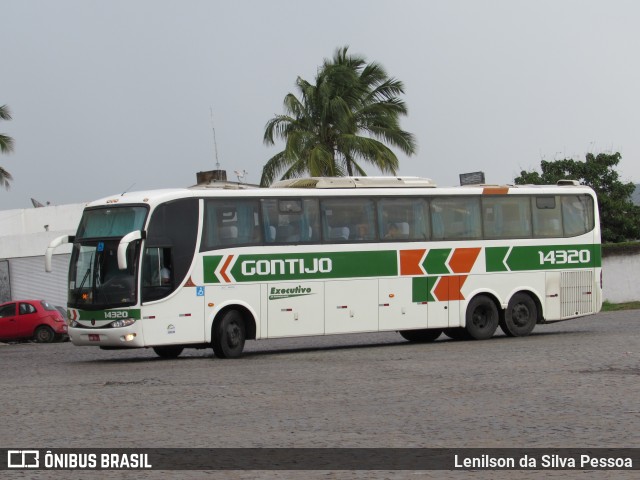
xmin=75 ymin=253 xmax=94 ymax=303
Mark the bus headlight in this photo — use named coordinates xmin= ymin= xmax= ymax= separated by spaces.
xmin=108 ymin=318 xmax=136 ymax=328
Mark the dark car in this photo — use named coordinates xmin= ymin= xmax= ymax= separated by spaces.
xmin=0 ymin=300 xmax=68 ymax=343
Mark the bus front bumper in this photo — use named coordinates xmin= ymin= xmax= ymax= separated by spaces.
xmin=68 ymin=322 xmax=145 ymax=348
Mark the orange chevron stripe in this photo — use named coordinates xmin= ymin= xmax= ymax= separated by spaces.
xmin=433 ymin=276 xmax=451 ymax=301
xmin=483 ymin=187 xmax=509 ymax=195
xmin=220 ymin=255 xmax=234 ymax=283
xmin=433 ymin=275 xmax=467 ymax=301
xmin=400 ymin=249 xmax=426 ymax=275
xmin=448 ymin=248 xmax=481 ymax=274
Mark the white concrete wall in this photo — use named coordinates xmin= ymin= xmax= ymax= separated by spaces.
xmin=0 ymin=204 xmax=84 ymax=258
xmin=602 ymin=252 xmax=640 ymax=303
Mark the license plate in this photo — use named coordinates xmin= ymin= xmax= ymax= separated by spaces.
xmin=88 ymin=334 xmax=100 ymax=342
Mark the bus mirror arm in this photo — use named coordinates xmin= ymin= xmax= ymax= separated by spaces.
xmin=117 ymin=230 xmax=145 ymax=270
xmin=45 ymin=235 xmax=75 ymax=272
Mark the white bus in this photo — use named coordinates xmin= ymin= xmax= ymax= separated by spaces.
xmin=46 ymin=176 xmax=602 ymax=358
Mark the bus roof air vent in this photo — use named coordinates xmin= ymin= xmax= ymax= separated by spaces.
xmin=270 ymin=178 xmax=320 ymax=188
xmin=557 ymin=179 xmax=581 ymax=186
xmin=270 ymin=176 xmax=436 ymax=189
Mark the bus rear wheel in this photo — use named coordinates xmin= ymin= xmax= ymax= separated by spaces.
xmin=465 ymin=295 xmax=499 ymax=340
xmin=400 ymin=329 xmax=442 ymax=343
xmin=500 ymin=293 xmax=537 ymax=337
xmin=153 ymin=346 xmax=184 ymax=359
xmin=212 ymin=310 xmax=246 ymax=359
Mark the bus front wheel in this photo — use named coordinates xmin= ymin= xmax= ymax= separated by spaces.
xmin=153 ymin=346 xmax=184 ymax=359
xmin=212 ymin=310 xmax=246 ymax=359
xmin=465 ymin=295 xmax=499 ymax=340
xmin=500 ymin=293 xmax=537 ymax=337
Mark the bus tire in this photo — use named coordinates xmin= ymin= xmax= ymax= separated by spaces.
xmin=153 ymin=346 xmax=184 ymax=359
xmin=212 ymin=309 xmax=246 ymax=359
xmin=443 ymin=327 xmax=472 ymax=340
xmin=500 ymin=293 xmax=537 ymax=337
xmin=400 ymin=329 xmax=442 ymax=343
xmin=465 ymin=295 xmax=499 ymax=340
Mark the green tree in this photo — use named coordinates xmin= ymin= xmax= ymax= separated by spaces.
xmin=515 ymin=152 xmax=640 ymax=242
xmin=261 ymin=46 xmax=417 ymax=186
xmin=0 ymin=104 xmax=15 ymax=190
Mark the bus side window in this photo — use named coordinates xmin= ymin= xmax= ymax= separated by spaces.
xmin=302 ymin=199 xmax=320 ymax=242
xmin=142 ymin=248 xmax=172 ymax=285
xmin=320 ymin=198 xmax=375 ymax=242
xmin=482 ymin=196 xmax=531 ymax=239
xmin=203 ymin=200 xmax=261 ymax=249
xmin=462 ymin=199 xmax=482 ymax=238
xmin=261 ymin=198 xmax=320 ymax=245
xmin=142 ymin=247 xmax=174 ymax=301
xmin=378 ymin=198 xmax=430 ymax=241
xmin=431 ymin=209 xmax=444 ymax=240
xmin=431 ymin=197 xmax=480 ymax=240
xmin=562 ymin=195 xmax=593 ymax=237
xmin=144 ymin=198 xmax=198 ymax=302
xmin=533 ymin=196 xmax=562 ymax=238
xmin=219 ymin=225 xmax=238 ymax=244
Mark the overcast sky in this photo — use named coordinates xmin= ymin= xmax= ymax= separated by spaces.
xmin=1 ymin=0 xmax=639 ymax=210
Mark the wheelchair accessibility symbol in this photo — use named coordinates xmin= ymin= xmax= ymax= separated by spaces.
xmin=196 ymin=286 xmax=205 ymax=297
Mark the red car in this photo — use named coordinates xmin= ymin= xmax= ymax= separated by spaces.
xmin=0 ymin=300 xmax=68 ymax=343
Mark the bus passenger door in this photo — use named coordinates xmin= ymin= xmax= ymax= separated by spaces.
xmin=266 ymin=281 xmax=324 ymax=338
xmin=379 ymin=278 xmax=428 ymax=331
xmin=141 ymin=287 xmax=205 ymax=346
xmin=325 ymin=279 xmax=378 ymax=334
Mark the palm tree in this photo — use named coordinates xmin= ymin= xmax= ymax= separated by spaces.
xmin=261 ymin=46 xmax=417 ymax=186
xmin=0 ymin=104 xmax=15 ymax=190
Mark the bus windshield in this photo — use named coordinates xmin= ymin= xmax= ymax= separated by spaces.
xmin=76 ymin=206 xmax=148 ymax=239
xmin=68 ymin=239 xmax=140 ymax=309
xmin=69 ymin=206 xmax=147 ymax=309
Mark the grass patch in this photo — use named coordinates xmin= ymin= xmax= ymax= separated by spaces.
xmin=602 ymin=301 xmax=640 ymax=311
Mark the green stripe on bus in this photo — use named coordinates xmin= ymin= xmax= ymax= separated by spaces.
xmin=486 ymin=244 xmax=602 ymax=272
xmin=202 ymin=255 xmax=224 ymax=284
xmin=412 ymin=277 xmax=436 ymax=303
xmin=423 ymin=249 xmax=451 ymax=274
xmin=203 ymin=251 xmax=399 ymax=283
xmin=485 ymin=247 xmax=510 ymax=272
xmin=203 ymin=243 xmax=601 ymax=283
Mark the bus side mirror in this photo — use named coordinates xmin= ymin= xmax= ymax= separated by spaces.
xmin=45 ymin=235 xmax=75 ymax=272
xmin=117 ymin=230 xmax=145 ymax=270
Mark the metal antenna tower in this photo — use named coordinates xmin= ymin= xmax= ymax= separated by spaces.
xmin=210 ymin=106 xmax=221 ymax=170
